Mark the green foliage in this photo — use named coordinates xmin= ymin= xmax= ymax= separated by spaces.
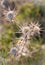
xmin=16 ymin=4 xmax=40 ymax=20
xmin=27 ymin=37 xmax=43 ymax=52
xmin=0 ymin=22 xmax=21 ymax=58
xmin=0 ymin=57 xmax=6 ymax=65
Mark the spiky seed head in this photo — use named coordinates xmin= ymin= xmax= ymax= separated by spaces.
xmin=21 ymin=26 xmax=30 ymax=34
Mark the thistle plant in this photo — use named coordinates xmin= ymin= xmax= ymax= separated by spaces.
xmin=9 ymin=21 xmax=41 ymax=59
xmin=0 ymin=1 xmax=43 ymax=63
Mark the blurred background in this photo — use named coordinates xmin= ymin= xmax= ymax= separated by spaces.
xmin=0 ymin=0 xmax=45 ymax=65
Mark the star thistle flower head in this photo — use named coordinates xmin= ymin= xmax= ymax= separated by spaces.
xmin=6 ymin=11 xmax=14 ymax=20
xmin=21 ymin=26 xmax=30 ymax=34
xmin=9 ymin=47 xmax=17 ymax=56
xmin=20 ymin=22 xmax=41 ymax=38
xmin=30 ymin=22 xmax=41 ymax=35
